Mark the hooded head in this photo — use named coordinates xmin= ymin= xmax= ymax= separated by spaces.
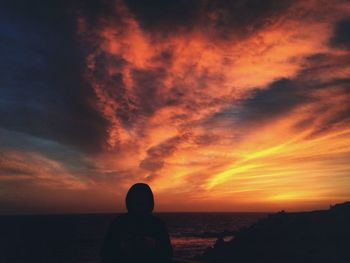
xmin=126 ymin=183 xmax=154 ymax=214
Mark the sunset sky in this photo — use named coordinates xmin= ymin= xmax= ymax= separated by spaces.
xmin=1 ymin=0 xmax=350 ymax=214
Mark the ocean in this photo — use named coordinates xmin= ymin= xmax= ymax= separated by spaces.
xmin=0 ymin=213 xmax=267 ymax=262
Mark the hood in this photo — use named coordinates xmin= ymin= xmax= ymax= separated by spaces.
xmin=125 ymin=183 xmax=154 ymax=214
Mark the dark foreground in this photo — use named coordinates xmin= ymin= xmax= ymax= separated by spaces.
xmin=0 ymin=212 xmax=264 ymax=262
xmin=0 ymin=202 xmax=349 ymax=263
xmin=197 ymin=201 xmax=350 ymax=263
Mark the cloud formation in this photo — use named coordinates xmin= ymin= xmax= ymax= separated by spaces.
xmin=0 ymin=0 xmax=350 ymax=213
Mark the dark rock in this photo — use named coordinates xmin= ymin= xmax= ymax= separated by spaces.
xmin=198 ymin=201 xmax=350 ymax=263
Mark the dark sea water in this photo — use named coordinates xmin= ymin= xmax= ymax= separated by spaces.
xmin=0 ymin=213 xmax=267 ymax=262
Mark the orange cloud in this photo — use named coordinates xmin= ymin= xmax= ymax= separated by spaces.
xmin=70 ymin=0 xmax=350 ymax=211
xmin=3 ymin=0 xmax=349 ymax=213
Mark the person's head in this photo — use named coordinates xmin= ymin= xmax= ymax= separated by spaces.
xmin=125 ymin=183 xmax=154 ymax=215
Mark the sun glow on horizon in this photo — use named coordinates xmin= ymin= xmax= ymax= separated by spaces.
xmin=0 ymin=0 xmax=350 ymax=214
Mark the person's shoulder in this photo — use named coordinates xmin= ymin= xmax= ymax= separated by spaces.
xmin=149 ymin=214 xmax=167 ymax=226
xmin=110 ymin=213 xmax=129 ymax=226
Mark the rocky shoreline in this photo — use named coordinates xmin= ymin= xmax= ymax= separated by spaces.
xmin=195 ymin=201 xmax=350 ymax=263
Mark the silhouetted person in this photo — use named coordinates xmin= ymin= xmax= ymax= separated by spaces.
xmin=101 ymin=183 xmax=173 ymax=263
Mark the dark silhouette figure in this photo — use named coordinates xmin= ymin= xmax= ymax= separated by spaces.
xmin=101 ymin=183 xmax=173 ymax=263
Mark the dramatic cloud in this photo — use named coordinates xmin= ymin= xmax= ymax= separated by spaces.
xmin=330 ymin=18 xmax=350 ymax=50
xmin=0 ymin=0 xmax=349 ymax=213
xmin=0 ymin=0 xmax=108 ymax=153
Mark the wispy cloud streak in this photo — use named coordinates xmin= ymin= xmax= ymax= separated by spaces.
xmin=0 ymin=0 xmax=350 ymax=213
